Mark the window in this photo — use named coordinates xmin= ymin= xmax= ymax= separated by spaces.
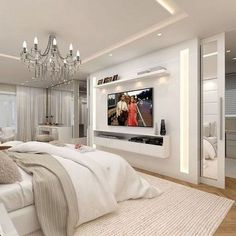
xmin=0 ymin=93 xmax=17 ymax=128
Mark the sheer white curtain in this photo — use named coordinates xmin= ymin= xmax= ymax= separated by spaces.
xmin=17 ymin=86 xmax=46 ymax=141
xmin=49 ymin=90 xmax=73 ymax=126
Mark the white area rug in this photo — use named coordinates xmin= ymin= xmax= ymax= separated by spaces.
xmin=76 ymin=173 xmax=234 ymax=236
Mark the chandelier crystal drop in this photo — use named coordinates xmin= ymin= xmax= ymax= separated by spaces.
xmin=20 ymin=35 xmax=81 ymax=81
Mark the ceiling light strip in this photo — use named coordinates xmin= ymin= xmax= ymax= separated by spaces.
xmin=0 ymin=53 xmax=20 ymax=60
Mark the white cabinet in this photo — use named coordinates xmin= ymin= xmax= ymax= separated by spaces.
xmin=36 ymin=125 xmax=72 ymax=143
xmin=94 ymin=132 xmax=170 ymax=159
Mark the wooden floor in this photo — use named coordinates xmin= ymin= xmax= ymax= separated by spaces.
xmin=136 ymin=168 xmax=236 ymax=236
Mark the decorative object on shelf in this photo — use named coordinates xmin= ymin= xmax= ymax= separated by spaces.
xmin=100 ymin=74 xmax=119 ymax=85
xmin=103 ymin=77 xmax=113 ymax=83
xmin=129 ymin=136 xmax=163 ymax=146
xmin=137 ymin=66 xmax=167 ymax=76
xmin=155 ymin=122 xmax=159 ymax=135
xmin=160 ymin=119 xmax=166 ymax=136
xmin=20 ymin=35 xmax=81 ymax=81
xmin=97 ymin=79 xmax=104 ymax=85
xmin=112 ymin=74 xmax=118 ymax=81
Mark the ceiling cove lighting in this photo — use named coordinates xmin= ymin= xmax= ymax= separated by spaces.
xmin=156 ymin=0 xmax=175 ymax=15
xmin=20 ymin=35 xmax=81 ymax=82
xmin=0 ymin=53 xmax=20 ymax=61
xmin=203 ymin=52 xmax=218 ymax=58
xmin=180 ymin=48 xmax=190 ymax=174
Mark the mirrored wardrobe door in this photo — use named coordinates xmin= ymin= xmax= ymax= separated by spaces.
xmin=201 ymin=33 xmax=225 ymax=188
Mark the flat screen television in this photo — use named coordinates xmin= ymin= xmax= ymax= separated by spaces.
xmin=107 ymin=88 xmax=153 ymax=127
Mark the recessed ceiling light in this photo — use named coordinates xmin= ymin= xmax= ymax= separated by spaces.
xmin=226 ymin=49 xmax=231 ymax=53
xmin=108 ymin=53 xmax=113 ymax=57
xmin=232 ymin=57 xmax=236 ymax=60
xmin=157 ymin=33 xmax=162 ymax=37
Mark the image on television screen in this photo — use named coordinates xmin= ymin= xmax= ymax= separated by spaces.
xmin=107 ymin=88 xmax=153 ymax=127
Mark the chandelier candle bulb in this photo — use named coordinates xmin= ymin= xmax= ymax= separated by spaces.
xmin=76 ymin=50 xmax=80 ymax=61
xmin=22 ymin=41 xmax=27 ymax=53
xmin=34 ymin=37 xmax=38 ymax=44
xmin=69 ymin=43 xmax=73 ymax=55
xmin=53 ymin=38 xmax=57 ymax=46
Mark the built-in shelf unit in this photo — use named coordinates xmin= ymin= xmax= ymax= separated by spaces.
xmin=94 ymin=130 xmax=170 ymax=159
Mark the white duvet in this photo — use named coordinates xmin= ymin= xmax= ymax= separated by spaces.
xmin=9 ymin=142 xmax=161 ymax=225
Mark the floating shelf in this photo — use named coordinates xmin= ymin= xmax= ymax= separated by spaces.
xmin=94 ymin=69 xmax=169 ymax=88
xmin=93 ymin=130 xmax=170 ymax=159
xmin=94 ymin=129 xmax=161 ymax=137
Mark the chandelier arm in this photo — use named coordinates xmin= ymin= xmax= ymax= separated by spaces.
xmin=57 ymin=47 xmax=68 ymax=60
xmin=23 ymin=53 xmax=41 ymax=62
xmin=39 ymin=35 xmax=53 ymax=57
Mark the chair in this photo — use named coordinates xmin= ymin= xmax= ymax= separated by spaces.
xmin=0 ymin=127 xmax=16 ymax=143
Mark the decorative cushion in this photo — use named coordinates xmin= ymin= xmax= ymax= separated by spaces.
xmin=0 ymin=151 xmax=22 ymax=184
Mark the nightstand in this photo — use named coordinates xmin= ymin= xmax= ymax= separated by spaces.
xmin=0 ymin=203 xmax=19 ymax=236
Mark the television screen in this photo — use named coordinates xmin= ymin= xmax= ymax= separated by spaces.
xmin=107 ymin=88 xmax=153 ymax=127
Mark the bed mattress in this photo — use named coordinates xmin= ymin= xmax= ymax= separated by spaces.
xmin=9 ymin=205 xmax=40 ymax=236
xmin=0 ymin=168 xmax=34 ymax=212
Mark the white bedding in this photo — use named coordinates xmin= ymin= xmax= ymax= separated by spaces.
xmin=0 ymin=168 xmax=33 ymax=212
xmin=9 ymin=142 xmax=161 ymax=226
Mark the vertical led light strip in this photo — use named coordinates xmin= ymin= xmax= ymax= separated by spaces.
xmin=92 ymin=77 xmax=97 ymax=129
xmin=180 ymin=48 xmax=190 ymax=174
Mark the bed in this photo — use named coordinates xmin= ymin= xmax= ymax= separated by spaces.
xmin=0 ymin=141 xmax=161 ymax=236
xmin=0 ymin=164 xmax=39 ymax=235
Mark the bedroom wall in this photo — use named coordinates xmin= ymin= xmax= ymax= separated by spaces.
xmin=89 ymin=38 xmax=200 ymax=184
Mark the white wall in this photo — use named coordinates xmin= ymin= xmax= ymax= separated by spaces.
xmin=89 ymin=38 xmax=199 ymax=184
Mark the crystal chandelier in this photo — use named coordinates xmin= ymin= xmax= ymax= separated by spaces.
xmin=20 ymin=35 xmax=81 ymax=81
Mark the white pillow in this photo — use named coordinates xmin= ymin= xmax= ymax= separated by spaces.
xmin=210 ymin=121 xmax=217 ymax=137
xmin=203 ymin=138 xmax=216 ymax=160
xmin=8 ymin=141 xmax=55 ymax=154
xmin=0 ymin=141 xmax=23 ymax=147
xmin=203 ymin=123 xmax=210 ymax=137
